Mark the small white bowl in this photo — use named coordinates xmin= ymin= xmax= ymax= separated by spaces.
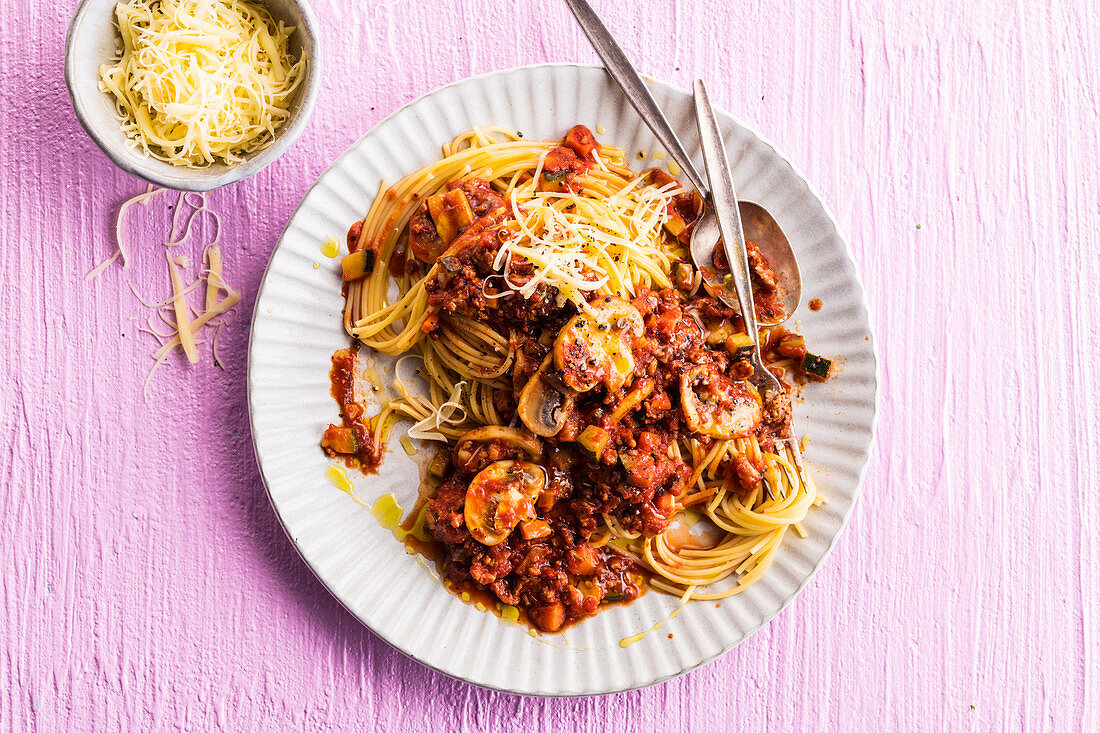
xmin=65 ymin=0 xmax=322 ymax=192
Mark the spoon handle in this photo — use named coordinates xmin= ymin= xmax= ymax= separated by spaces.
xmin=563 ymin=0 xmax=708 ymax=195
xmin=693 ymin=79 xmax=760 ymax=344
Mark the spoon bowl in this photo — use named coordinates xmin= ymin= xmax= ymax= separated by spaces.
xmin=739 ymin=200 xmax=801 ymax=324
xmin=689 ymin=201 xmax=801 ymax=327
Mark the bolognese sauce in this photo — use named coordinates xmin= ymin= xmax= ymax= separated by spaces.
xmin=325 ymin=126 xmax=833 ymax=632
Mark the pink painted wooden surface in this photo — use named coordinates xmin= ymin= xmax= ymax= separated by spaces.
xmin=3 ymin=0 xmax=1097 ymax=729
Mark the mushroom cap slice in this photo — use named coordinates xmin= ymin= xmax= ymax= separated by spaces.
xmin=454 ymin=426 xmax=543 ymax=462
xmin=553 ymin=296 xmax=644 ymax=393
xmin=517 ymin=354 xmax=576 ymax=437
xmin=464 ymin=460 xmax=547 ymax=546
xmin=453 ymin=426 xmax=543 ymax=472
xmin=679 ymin=364 xmax=763 ymax=439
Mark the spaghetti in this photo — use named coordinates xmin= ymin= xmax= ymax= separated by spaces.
xmin=324 ymin=125 xmax=832 ymax=630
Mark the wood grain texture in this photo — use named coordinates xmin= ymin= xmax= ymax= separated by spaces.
xmin=2 ymin=0 xmax=1096 ymax=729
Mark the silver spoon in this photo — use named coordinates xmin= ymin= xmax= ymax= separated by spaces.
xmin=563 ymin=0 xmax=802 ymax=324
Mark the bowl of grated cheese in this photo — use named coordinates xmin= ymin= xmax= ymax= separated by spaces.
xmin=65 ymin=0 xmax=321 ymax=191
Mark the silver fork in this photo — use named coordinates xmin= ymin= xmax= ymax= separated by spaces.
xmin=693 ymin=80 xmax=804 ymax=499
xmin=562 ymin=0 xmax=724 ymax=282
xmin=564 ymin=0 xmax=807 ymax=498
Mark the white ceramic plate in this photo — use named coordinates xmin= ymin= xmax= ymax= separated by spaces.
xmin=248 ymin=64 xmax=877 ymax=696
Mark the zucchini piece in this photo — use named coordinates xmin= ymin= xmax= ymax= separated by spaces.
xmin=663 ymin=212 xmax=688 ymax=237
xmin=775 ymin=333 xmax=807 ymax=360
xmin=438 ymin=255 xmax=462 ymax=274
xmin=706 ymin=320 xmax=737 ymax=346
xmin=538 ymin=167 xmax=571 ymax=193
xmin=322 ymin=425 xmax=359 ymax=454
xmin=341 ymin=249 xmax=375 ymax=281
xmin=577 ymin=425 xmax=610 ymax=457
xmin=426 ymin=450 xmax=449 ymax=484
xmin=671 ymin=262 xmax=694 ymax=290
xmin=800 ymin=353 xmax=833 ymax=381
xmin=617 ymin=449 xmax=638 ymax=475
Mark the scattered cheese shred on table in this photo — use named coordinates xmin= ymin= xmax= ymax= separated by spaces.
xmin=86 ymin=187 xmax=165 ymax=280
xmin=166 ymin=252 xmax=199 ymax=364
xmin=86 ymin=184 xmax=244 ymax=395
xmin=151 ymin=286 xmax=241 ymax=364
xmin=205 ymin=243 xmax=224 ymax=311
xmin=98 ymin=0 xmax=308 ymax=166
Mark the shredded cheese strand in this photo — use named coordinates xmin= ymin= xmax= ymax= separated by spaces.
xmin=205 ymin=243 xmax=224 ymax=311
xmin=166 ymin=252 xmax=199 ymax=364
xmin=490 ymin=173 xmax=678 ymax=312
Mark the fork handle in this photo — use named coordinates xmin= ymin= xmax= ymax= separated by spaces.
xmin=693 ymin=79 xmax=760 ymax=343
xmin=563 ymin=0 xmax=708 ymax=195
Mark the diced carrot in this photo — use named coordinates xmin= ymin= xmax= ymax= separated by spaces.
xmin=530 ymin=602 xmax=565 ymax=632
xmin=518 ymin=519 xmax=552 ymax=540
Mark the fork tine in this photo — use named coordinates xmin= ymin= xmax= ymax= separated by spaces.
xmin=784 ymin=436 xmax=807 ymax=496
xmin=786 ymin=436 xmax=806 ymax=473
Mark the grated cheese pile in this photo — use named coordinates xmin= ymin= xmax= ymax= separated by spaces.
xmin=491 ymin=171 xmax=686 ymax=314
xmin=98 ymin=0 xmax=307 ymax=167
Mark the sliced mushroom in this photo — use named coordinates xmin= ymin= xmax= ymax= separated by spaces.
xmin=517 ymin=355 xmax=576 ymax=437
xmin=453 ymin=426 xmax=543 ymax=469
xmin=464 ymin=460 xmax=547 ymax=546
xmin=679 ymin=364 xmax=763 ymax=439
xmin=553 ymin=296 xmax=645 ymax=393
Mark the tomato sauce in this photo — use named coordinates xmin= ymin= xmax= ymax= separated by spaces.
xmin=322 ymin=345 xmax=384 ymax=472
xmin=324 ymin=126 xmax=831 ymax=632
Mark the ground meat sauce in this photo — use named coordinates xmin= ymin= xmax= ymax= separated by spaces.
xmin=425 ymin=450 xmax=643 ymax=632
xmin=420 ymin=279 xmax=811 ymax=631
xmin=422 ymin=219 xmax=567 ymax=334
xmin=707 ymin=235 xmax=784 ymax=323
xmin=326 ymin=126 xmax=830 ymax=632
